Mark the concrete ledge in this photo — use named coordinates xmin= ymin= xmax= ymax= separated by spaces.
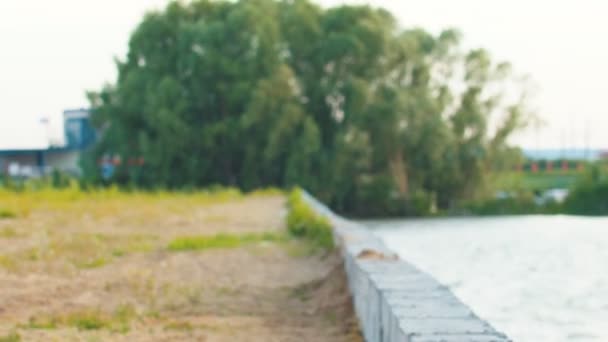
xmin=301 ymin=191 xmax=511 ymax=342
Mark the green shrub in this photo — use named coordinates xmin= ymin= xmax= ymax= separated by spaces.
xmin=465 ymin=195 xmax=539 ymax=215
xmin=463 ymin=192 xmax=564 ymax=216
xmin=406 ymin=191 xmax=434 ymax=217
xmin=564 ymin=182 xmax=608 ymax=215
xmin=51 ymin=170 xmax=72 ymax=189
xmin=286 ymin=189 xmax=333 ymax=250
xmin=347 ymin=176 xmax=434 ymax=217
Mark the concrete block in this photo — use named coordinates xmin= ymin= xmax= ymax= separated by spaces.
xmin=300 ymin=191 xmax=511 ymax=342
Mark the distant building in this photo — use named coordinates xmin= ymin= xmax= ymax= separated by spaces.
xmin=0 ymin=109 xmax=96 ymax=177
xmin=523 ymin=148 xmax=603 ymax=161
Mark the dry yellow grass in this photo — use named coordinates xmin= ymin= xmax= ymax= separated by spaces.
xmin=0 ymin=188 xmax=360 ymax=341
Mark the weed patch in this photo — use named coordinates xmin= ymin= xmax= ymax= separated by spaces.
xmin=164 ymin=321 xmax=194 ymax=331
xmin=0 ymin=208 xmax=16 ymax=219
xmin=0 ymin=255 xmax=16 ymax=271
xmin=75 ymin=257 xmax=108 ymax=269
xmin=0 ymin=233 xmax=158 ymax=272
xmin=0 ymin=332 xmax=20 ymax=342
xmin=0 ymin=227 xmax=19 ymax=238
xmin=25 ymin=305 xmax=137 ymax=333
xmin=286 ymin=189 xmax=334 ymax=251
xmin=24 ymin=315 xmax=59 ymax=330
xmin=66 ymin=310 xmax=109 ymax=331
xmin=168 ymin=232 xmax=285 ymax=252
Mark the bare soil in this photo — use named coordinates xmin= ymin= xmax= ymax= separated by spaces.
xmin=0 ymin=194 xmax=361 ymax=341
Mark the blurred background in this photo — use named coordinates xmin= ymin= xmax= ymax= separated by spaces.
xmin=1 ymin=2 xmax=608 ymax=341
xmin=2 ymin=0 xmax=607 ymax=149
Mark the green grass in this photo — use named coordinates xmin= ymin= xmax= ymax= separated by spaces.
xmin=0 ymin=185 xmax=243 ymax=221
xmin=0 ymin=208 xmax=16 ymax=219
xmin=0 ymin=332 xmax=20 ymax=342
xmin=164 ymin=321 xmax=194 ymax=331
xmin=0 ymin=255 xmax=16 ymax=271
xmin=75 ymin=257 xmax=109 ymax=269
xmin=27 ymin=310 xmax=110 ymax=331
xmin=25 ymin=316 xmax=59 ymax=330
xmin=25 ymin=305 xmax=137 ymax=333
xmin=168 ymin=232 xmax=285 ymax=252
xmin=67 ymin=311 xmax=109 ymax=331
xmin=0 ymin=227 xmax=19 ymax=238
xmin=0 ymin=233 xmax=158 ymax=273
xmin=286 ymin=189 xmax=334 ymax=251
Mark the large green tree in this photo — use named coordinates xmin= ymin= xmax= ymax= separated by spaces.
xmin=86 ymin=0 xmax=531 ymax=216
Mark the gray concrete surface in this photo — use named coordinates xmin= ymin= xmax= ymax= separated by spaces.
xmin=301 ymin=191 xmax=512 ymax=342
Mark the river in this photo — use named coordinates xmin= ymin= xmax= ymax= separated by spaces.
xmin=367 ymin=215 xmax=608 ymax=342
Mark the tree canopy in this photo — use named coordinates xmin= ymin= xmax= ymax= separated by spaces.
xmin=86 ymin=0 xmax=531 ymax=216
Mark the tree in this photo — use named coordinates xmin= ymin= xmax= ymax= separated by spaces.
xmin=86 ymin=0 xmax=531 ymax=216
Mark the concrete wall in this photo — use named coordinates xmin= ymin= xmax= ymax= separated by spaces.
xmin=301 ymin=191 xmax=511 ymax=342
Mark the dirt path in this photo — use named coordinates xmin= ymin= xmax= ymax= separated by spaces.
xmin=0 ymin=193 xmax=361 ymax=341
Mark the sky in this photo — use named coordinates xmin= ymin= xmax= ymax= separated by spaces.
xmin=1 ymin=0 xmax=607 ymax=149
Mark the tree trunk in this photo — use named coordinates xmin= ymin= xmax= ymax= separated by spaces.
xmin=389 ymin=151 xmax=409 ymax=199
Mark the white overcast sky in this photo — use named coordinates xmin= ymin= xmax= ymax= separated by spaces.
xmin=1 ymin=0 xmax=607 ymax=149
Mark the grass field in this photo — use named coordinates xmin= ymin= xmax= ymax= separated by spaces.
xmin=0 ymin=187 xmax=359 ymax=342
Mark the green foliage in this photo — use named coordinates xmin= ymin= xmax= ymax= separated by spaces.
xmin=168 ymin=232 xmax=284 ymax=251
xmin=465 ymin=194 xmax=540 ymax=215
xmin=466 ymin=165 xmax=608 ymax=216
xmin=286 ymin=189 xmax=333 ymax=250
xmin=564 ymin=183 xmax=608 ymax=215
xmin=86 ymin=0 xmax=531 ymax=217
xmin=51 ymin=170 xmax=72 ymax=189
xmin=563 ymin=165 xmax=608 ymax=215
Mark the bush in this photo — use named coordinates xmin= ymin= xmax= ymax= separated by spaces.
xmin=563 ymin=164 xmax=608 ymax=215
xmin=463 ymin=191 xmax=565 ymax=216
xmin=51 ymin=170 xmax=72 ymax=189
xmin=466 ymin=196 xmax=536 ymax=215
xmin=286 ymin=189 xmax=333 ymax=250
xmin=564 ymin=182 xmax=608 ymax=215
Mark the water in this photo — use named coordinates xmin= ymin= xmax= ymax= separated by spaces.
xmin=367 ymin=215 xmax=608 ymax=342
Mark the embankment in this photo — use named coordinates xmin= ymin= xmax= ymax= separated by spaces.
xmin=301 ymin=191 xmax=511 ymax=342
